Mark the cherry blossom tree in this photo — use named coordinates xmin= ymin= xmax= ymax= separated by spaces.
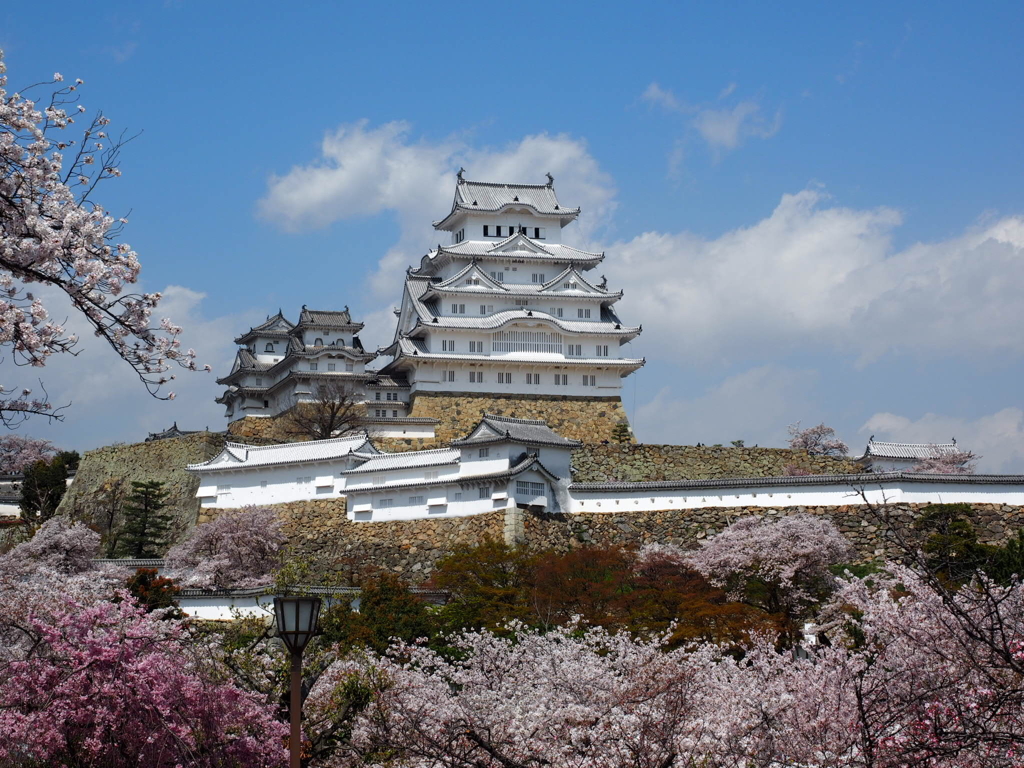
xmin=0 ymin=589 xmax=287 ymax=767
xmin=0 ymin=433 xmax=53 ymax=472
xmin=165 ymin=506 xmax=287 ymax=588
xmin=911 ymin=444 xmax=979 ymax=474
xmin=686 ymin=514 xmax=854 ymax=644
xmin=1 ymin=50 xmax=206 ymax=427
xmin=0 ymin=514 xmax=98 ymax=576
xmin=787 ymin=421 xmax=849 ymax=456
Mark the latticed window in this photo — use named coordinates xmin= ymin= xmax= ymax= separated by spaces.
xmin=493 ymin=330 xmax=563 ymax=354
xmin=516 ymin=480 xmax=545 ymax=497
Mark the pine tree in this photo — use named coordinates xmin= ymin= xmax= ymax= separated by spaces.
xmin=19 ymin=456 xmax=70 ymax=522
xmin=611 ymin=423 xmax=632 ymax=444
xmin=117 ymin=481 xmax=173 ymax=558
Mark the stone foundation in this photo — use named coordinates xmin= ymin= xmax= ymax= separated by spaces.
xmin=407 ymin=391 xmax=631 ymax=445
xmin=209 ymin=500 xmax=1024 ymax=584
xmin=571 ymin=444 xmax=861 ymax=482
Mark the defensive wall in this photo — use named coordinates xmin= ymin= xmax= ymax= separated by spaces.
xmin=203 ymin=498 xmax=1024 ymax=585
xmin=57 ymin=431 xmax=226 ymax=546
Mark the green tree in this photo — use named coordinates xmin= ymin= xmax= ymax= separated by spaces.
xmin=320 ymin=572 xmax=437 ymax=654
xmin=116 ymin=481 xmax=172 ymax=558
xmin=19 ymin=456 xmax=70 ymax=521
xmin=915 ymin=503 xmax=997 ymax=585
xmin=611 ymin=423 xmax=632 ymax=444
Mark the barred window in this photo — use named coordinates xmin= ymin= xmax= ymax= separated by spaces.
xmin=493 ymin=330 xmax=563 ymax=354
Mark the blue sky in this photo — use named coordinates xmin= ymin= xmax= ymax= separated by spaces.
xmin=2 ymin=1 xmax=1022 ymax=469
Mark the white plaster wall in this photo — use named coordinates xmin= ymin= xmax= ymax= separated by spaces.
xmin=196 ymin=459 xmax=352 ymax=508
xmin=178 ymin=595 xmax=273 ymax=621
xmin=367 ymin=423 xmax=436 ymax=439
xmin=569 ymin=481 xmax=1024 ymax=514
xmin=346 ymin=463 xmax=460 ymax=490
xmin=347 ymin=484 xmax=509 ymax=522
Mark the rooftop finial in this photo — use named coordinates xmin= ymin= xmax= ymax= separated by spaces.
xmin=545 ymin=172 xmax=554 ymax=187
xmin=457 ymin=167 xmax=466 ymax=183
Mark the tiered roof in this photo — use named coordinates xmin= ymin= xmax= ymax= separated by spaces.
xmin=234 ymin=311 xmax=294 ymax=344
xmin=188 ymin=433 xmax=376 ymax=472
xmin=453 ymin=414 xmax=582 ymax=448
xmin=298 ymin=306 xmax=363 ymax=331
xmin=433 ymin=175 xmax=580 ymax=230
xmin=414 ymin=234 xmax=604 ymax=275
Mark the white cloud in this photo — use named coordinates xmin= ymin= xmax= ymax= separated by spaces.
xmin=634 ymin=365 xmax=820 ymax=446
xmin=259 ymin=121 xmax=617 ymax=305
xmin=13 ymin=286 xmax=261 ymax=451
xmin=860 ymin=408 xmax=1024 ymax=473
xmin=692 ymin=101 xmax=782 ymax=151
xmin=641 ymin=82 xmax=781 ymax=157
xmin=607 ymin=190 xmax=1024 ymax=363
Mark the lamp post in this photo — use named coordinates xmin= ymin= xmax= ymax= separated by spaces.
xmin=273 ymin=596 xmax=322 ymax=768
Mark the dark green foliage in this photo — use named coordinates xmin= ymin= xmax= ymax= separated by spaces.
xmin=611 ymin=423 xmax=632 ymax=444
xmin=320 ymin=572 xmax=437 ymax=654
xmin=431 ymin=538 xmax=534 ymax=633
xmin=19 ymin=456 xmax=70 ymax=521
xmin=124 ymin=568 xmax=182 ymax=618
xmin=116 ymin=481 xmax=172 ymax=558
xmin=915 ymin=504 xmax=997 ymax=584
xmin=54 ymin=450 xmax=80 ymax=472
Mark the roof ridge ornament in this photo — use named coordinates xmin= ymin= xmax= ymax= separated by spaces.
xmin=546 ymin=172 xmax=554 ymax=187
xmin=457 ymin=167 xmax=465 ymax=183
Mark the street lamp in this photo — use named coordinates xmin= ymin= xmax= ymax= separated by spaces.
xmin=274 ymin=596 xmax=322 ymax=768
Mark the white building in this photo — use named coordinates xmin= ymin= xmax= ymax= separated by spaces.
xmin=216 ymin=306 xmax=435 ymax=439
xmin=377 ymin=173 xmax=645 ymax=399
xmin=188 ymin=417 xmax=1024 ymax=522
xmin=189 ymin=414 xmax=579 ymax=520
xmin=856 ymin=438 xmax=964 ymax=472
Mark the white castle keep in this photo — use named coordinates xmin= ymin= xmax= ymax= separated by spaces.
xmin=378 ymin=172 xmax=644 ymax=399
xmin=215 ymin=173 xmax=643 ymax=436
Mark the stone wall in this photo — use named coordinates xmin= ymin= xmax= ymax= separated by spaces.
xmin=571 ymin=444 xmax=861 ymax=482
xmin=58 ymin=432 xmax=225 ymax=548
xmin=229 ymin=500 xmax=1024 ymax=584
xmin=407 ymin=391 xmax=631 ymax=445
xmin=202 ymin=498 xmax=504 ymax=584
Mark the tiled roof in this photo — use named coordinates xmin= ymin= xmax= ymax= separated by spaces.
xmin=453 ymin=414 xmax=582 ymax=448
xmin=188 ymin=433 xmax=375 ymax=472
xmin=435 ymin=240 xmax=603 ymax=263
xmin=434 ymin=177 xmax=580 ymax=229
xmin=347 ymin=447 xmax=460 ymax=474
xmin=570 ymin=472 xmax=1024 ymax=492
xmin=861 ymin=440 xmax=960 ymax=460
xmin=427 ymin=265 xmax=620 ymax=300
xmin=234 ymin=311 xmax=295 ymax=343
xmin=409 ymin=304 xmax=641 ymax=338
xmin=297 ymin=306 xmax=362 ymax=328
xmin=365 ymin=373 xmax=410 ymax=389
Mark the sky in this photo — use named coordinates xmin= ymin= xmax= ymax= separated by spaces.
xmin=2 ymin=1 xmax=1023 ymax=470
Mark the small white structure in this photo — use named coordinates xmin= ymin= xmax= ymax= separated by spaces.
xmin=856 ymin=438 xmax=964 ymax=472
xmin=188 ymin=418 xmax=1024 ymax=521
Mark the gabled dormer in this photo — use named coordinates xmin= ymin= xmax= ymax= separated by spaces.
xmin=538 ymin=267 xmax=622 ymax=301
xmin=488 ymin=231 xmax=553 ymax=255
xmin=435 ymin=262 xmax=508 ymax=292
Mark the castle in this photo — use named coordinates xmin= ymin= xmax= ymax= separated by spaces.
xmin=219 ymin=174 xmax=641 ymax=444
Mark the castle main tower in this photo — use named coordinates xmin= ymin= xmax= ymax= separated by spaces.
xmin=378 ymin=173 xmax=644 ymax=442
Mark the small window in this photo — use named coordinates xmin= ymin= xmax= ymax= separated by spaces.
xmin=264 ymin=343 xmax=274 ymax=352
xmin=554 ymin=374 xmax=568 ymax=386
xmin=534 ymin=227 xmax=546 ymax=239
xmin=444 ymin=370 xmax=456 ymax=382
xmin=490 ymin=271 xmax=504 ymax=281
xmin=596 ymin=344 xmax=609 ymax=357
xmin=392 ymin=410 xmax=398 ymax=417
xmin=375 ymin=392 xmax=381 ymax=400
xmin=515 ymin=299 xmax=529 ymax=306
xmin=345 ymin=363 xmax=354 ymax=372
xmin=498 ymin=372 xmax=512 ymax=384
xmin=255 ymin=377 xmax=263 ymax=385
xmin=526 ymin=373 xmax=540 ymax=385
xmin=309 ymin=362 xmax=318 ymax=371
xmin=324 ymin=330 xmax=331 ymax=336
xmin=375 ymin=409 xmax=384 ymax=417
xmin=408 ymin=496 xmax=424 ymax=505
xmin=260 ymin=480 xmax=267 ymax=489
xmin=578 ymin=308 xmax=591 ymax=319
xmin=387 ymin=392 xmax=397 ymax=401
xmin=550 ymin=307 xmax=564 ymax=318
xmin=483 ymin=225 xmax=491 ymax=237
xmin=425 ymin=470 xmax=439 ymax=481
xmin=567 ymin=344 xmax=581 ymax=356
xmin=327 ymin=363 xmax=336 ymax=372
xmin=453 ymin=491 xmax=463 ymax=501
xmin=532 ymin=273 xmax=546 ymax=283
xmin=263 ymin=399 xmax=270 ymax=408
xmin=451 ymin=304 xmax=466 ymax=314
xmin=516 ymin=480 xmax=545 ymax=497
xmin=314 ymin=338 xmax=323 ymax=346
xmin=583 ymin=374 xmax=596 ymax=387
xmin=378 ymin=498 xmax=394 ymax=509
xmin=478 ymin=447 xmax=490 ymax=458
xmin=469 ymin=341 xmax=484 ymax=353
xmin=442 ymin=339 xmax=455 ymax=352
xmin=478 ymin=486 xmax=490 ymax=499
xmin=469 ymin=371 xmax=484 ymax=383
